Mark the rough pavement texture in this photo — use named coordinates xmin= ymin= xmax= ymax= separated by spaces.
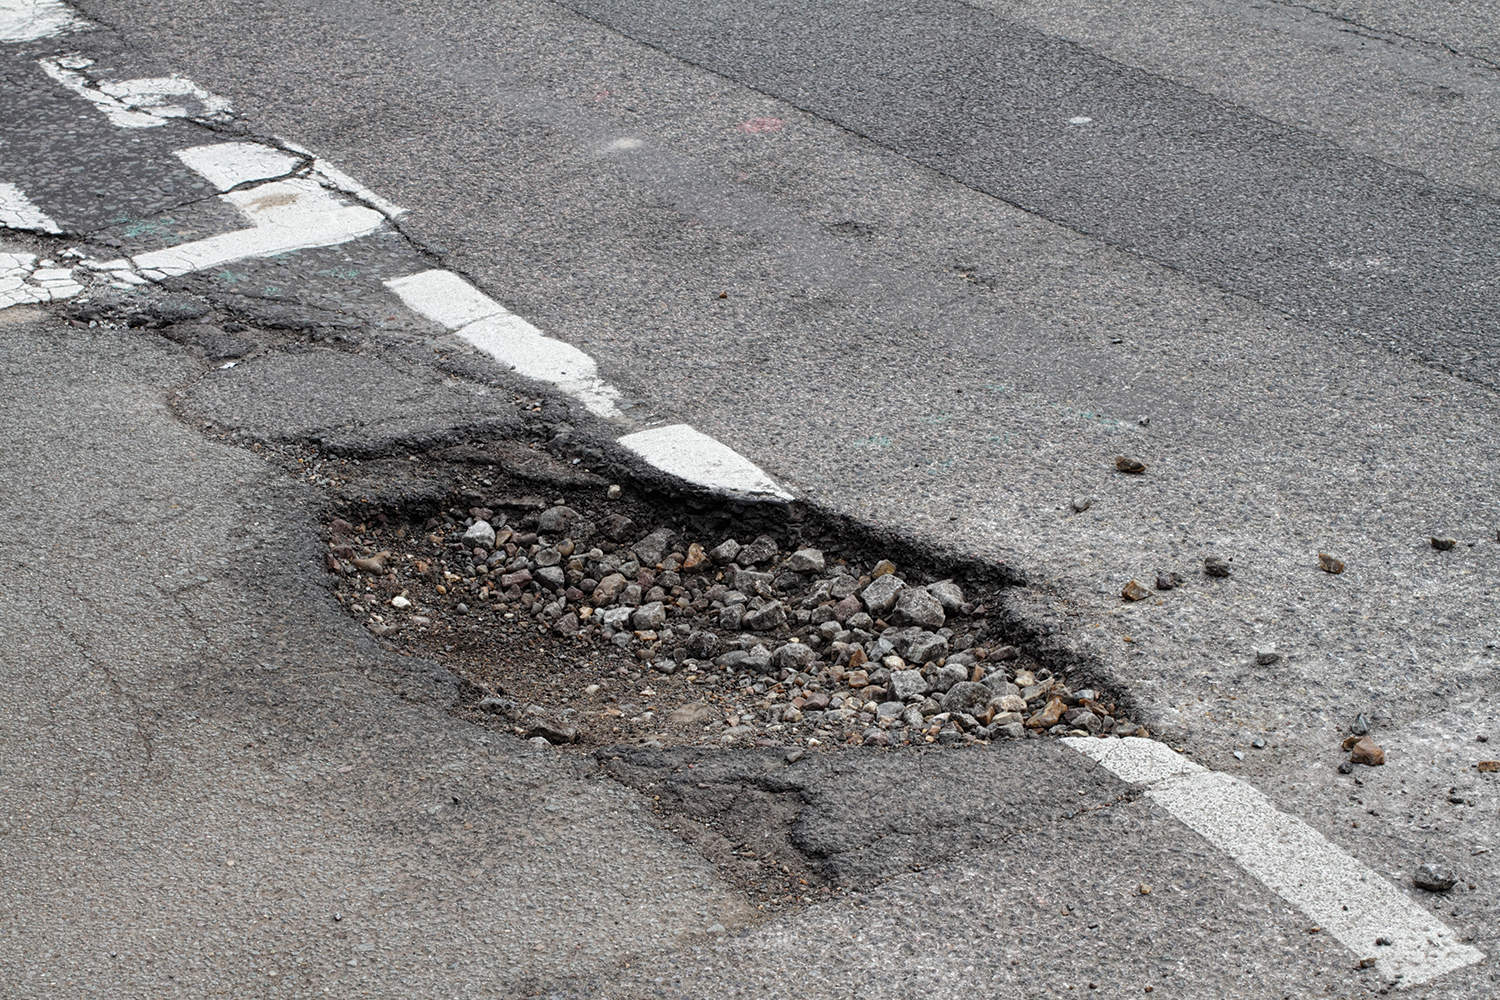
xmin=0 ymin=309 xmax=753 ymax=996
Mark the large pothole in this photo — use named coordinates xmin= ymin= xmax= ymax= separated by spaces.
xmin=325 ymin=463 xmax=1149 ymax=753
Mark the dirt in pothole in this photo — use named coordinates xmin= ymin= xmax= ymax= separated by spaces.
xmin=322 ymin=441 xmax=1146 ymax=754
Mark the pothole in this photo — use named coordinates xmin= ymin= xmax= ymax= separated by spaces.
xmin=325 ymin=462 xmax=1150 ymax=753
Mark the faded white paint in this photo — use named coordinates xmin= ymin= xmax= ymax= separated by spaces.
xmin=0 ymin=0 xmax=82 ymax=43
xmin=385 ymin=268 xmax=623 ymax=419
xmin=87 ymin=141 xmax=385 ymax=284
xmin=39 ymin=54 xmax=229 ymax=128
xmin=618 ymin=424 xmax=793 ymax=500
xmin=281 ymin=140 xmax=406 ymax=218
xmin=1066 ymin=737 xmax=1484 ymax=988
xmin=0 ymin=182 xmax=61 ymax=233
xmin=1 ymin=250 xmax=82 ymax=309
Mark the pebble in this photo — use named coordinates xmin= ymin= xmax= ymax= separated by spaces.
xmin=1154 ymin=572 xmax=1183 ymax=591
xmin=786 ymin=548 xmax=826 ymax=573
xmin=892 ymin=587 xmax=946 ymax=628
xmin=1430 ymin=536 xmax=1456 ymax=551
xmin=1255 ymin=648 xmax=1280 ymax=666
xmin=463 ymin=520 xmax=498 ymax=548
xmin=1203 ymin=556 xmax=1232 ymax=579
xmin=1412 ymin=863 xmax=1456 ymax=893
xmin=1318 ymin=552 xmax=1345 ymax=574
xmin=1348 ymin=736 xmax=1385 ymax=767
xmin=390 ymin=595 xmax=411 ymax=609
xmin=1070 ymin=496 xmax=1093 ymax=513
xmin=860 ymin=574 xmax=906 ymax=615
xmin=1349 ymin=713 xmax=1370 ymax=736
xmin=1121 ymin=580 xmax=1150 ymax=602
xmin=607 ymin=484 xmax=622 ymax=500
xmin=890 ymin=669 xmax=929 ymax=700
xmin=1114 ymin=455 xmax=1147 ymax=474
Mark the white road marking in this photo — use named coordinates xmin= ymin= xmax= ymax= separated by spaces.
xmin=0 ymin=250 xmax=82 ymax=308
xmin=280 ymin=141 xmax=406 ymax=219
xmin=386 ymin=269 xmax=624 ymax=420
xmin=618 ymin=424 xmax=793 ymax=500
xmin=1065 ymin=737 xmax=1484 ymax=988
xmin=39 ymin=54 xmax=230 ymax=128
xmin=0 ymin=181 xmax=61 ymax=233
xmin=0 ymin=0 xmax=81 ymax=43
xmin=86 ymin=142 xmax=385 ymax=284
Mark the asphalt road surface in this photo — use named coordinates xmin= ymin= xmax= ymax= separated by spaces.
xmin=2 ymin=0 xmax=1498 ymax=996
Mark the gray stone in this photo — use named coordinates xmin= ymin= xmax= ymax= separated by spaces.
xmin=875 ymin=700 xmax=905 ymax=719
xmin=737 ymin=534 xmax=780 ymax=566
xmin=934 ymin=662 xmax=969 ymax=693
xmin=1255 ymin=647 xmax=1281 ymax=665
xmin=1064 ymin=708 xmax=1101 ymax=732
xmin=925 ymin=580 xmax=964 ymax=611
xmin=889 ymin=669 xmax=929 ymax=700
xmin=526 ymin=721 xmax=578 ymax=745
xmin=940 ymin=681 xmax=991 ymax=714
xmin=685 ymin=630 xmax=721 ymax=659
xmin=743 ymin=645 xmax=773 ymax=674
xmin=1413 ymin=863 xmax=1457 ymax=892
xmin=600 ymin=606 xmax=633 ymax=627
xmin=631 ymin=601 xmax=667 ymax=630
xmin=536 ymin=566 xmax=566 ymax=589
xmin=786 ymin=548 xmax=826 ymax=573
xmin=860 ymin=574 xmax=906 ymax=616
xmin=534 ymin=547 xmax=562 ymax=567
xmin=743 ymin=601 xmax=787 ymax=632
xmin=709 ymin=538 xmax=742 ymax=564
xmin=463 ymin=520 xmax=497 ymax=548
xmin=892 ymin=587 xmax=946 ymax=628
xmin=719 ymin=605 xmax=745 ymax=630
xmin=536 ymin=505 xmax=580 ymax=534
xmin=632 ymin=528 xmax=676 ymax=566
xmin=772 ymin=642 xmax=818 ymax=670
xmin=905 ymin=631 xmax=949 ymax=665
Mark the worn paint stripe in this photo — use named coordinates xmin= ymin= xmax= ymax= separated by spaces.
xmin=39 ymin=54 xmax=229 ymax=128
xmin=0 ymin=0 xmax=82 ymax=43
xmin=86 ymin=142 xmax=385 ymax=283
xmin=1065 ymin=737 xmax=1484 ymax=987
xmin=384 ymin=268 xmax=623 ymax=420
xmin=0 ymin=182 xmax=61 ymax=233
xmin=618 ymin=424 xmax=792 ymax=500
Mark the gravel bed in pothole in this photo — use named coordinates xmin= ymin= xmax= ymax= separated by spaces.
xmin=328 ymin=487 xmax=1148 ymax=750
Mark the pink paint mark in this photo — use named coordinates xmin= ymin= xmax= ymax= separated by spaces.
xmin=738 ymin=117 xmax=784 ymax=134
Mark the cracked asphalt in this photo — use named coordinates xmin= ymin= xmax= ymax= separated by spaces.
xmin=3 ymin=0 xmax=1500 ymax=996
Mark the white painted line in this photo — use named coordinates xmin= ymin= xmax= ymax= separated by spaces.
xmin=385 ymin=269 xmax=623 ymax=419
xmin=0 ymin=249 xmax=82 ymax=308
xmin=0 ymin=182 xmax=61 ymax=233
xmin=39 ymin=55 xmax=230 ymax=129
xmin=1065 ymin=737 xmax=1484 ymax=988
xmin=177 ymin=141 xmax=301 ymax=191
xmin=618 ymin=424 xmax=793 ymax=501
xmin=280 ymin=141 xmax=406 ymax=219
xmin=0 ymin=0 xmax=82 ymax=43
xmin=386 ymin=268 xmax=504 ymax=330
xmin=83 ymin=142 xmax=385 ymax=284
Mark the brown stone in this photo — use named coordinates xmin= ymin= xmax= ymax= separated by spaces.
xmin=1476 ymin=761 xmax=1500 ymax=773
xmin=871 ymin=559 xmax=897 ymax=578
xmin=1318 ymin=552 xmax=1346 ymax=574
xmin=1349 ymin=736 xmax=1385 ymax=766
xmin=1115 ymin=455 xmax=1147 ymax=474
xmin=682 ymin=542 xmax=709 ymax=571
xmin=845 ymin=669 xmax=869 ymax=688
xmin=1121 ymin=579 xmax=1150 ymax=602
xmin=846 ymin=647 xmax=868 ymax=670
xmin=1026 ymin=696 xmax=1066 ymax=729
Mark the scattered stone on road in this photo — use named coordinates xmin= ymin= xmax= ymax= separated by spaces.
xmin=1114 ymin=455 xmax=1147 ymax=474
xmin=1430 ymin=536 xmax=1456 ymax=551
xmin=1121 ymin=580 xmax=1150 ymax=602
xmin=1070 ymin=496 xmax=1093 ymax=513
xmin=1413 ymin=863 xmax=1457 ymax=893
xmin=1318 ymin=552 xmax=1346 ymax=574
xmin=1254 ymin=647 xmax=1280 ymax=665
xmin=1154 ymin=572 xmax=1183 ymax=591
xmin=1204 ymin=556 xmax=1232 ymax=578
xmin=1347 ymin=736 xmax=1385 ymax=766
